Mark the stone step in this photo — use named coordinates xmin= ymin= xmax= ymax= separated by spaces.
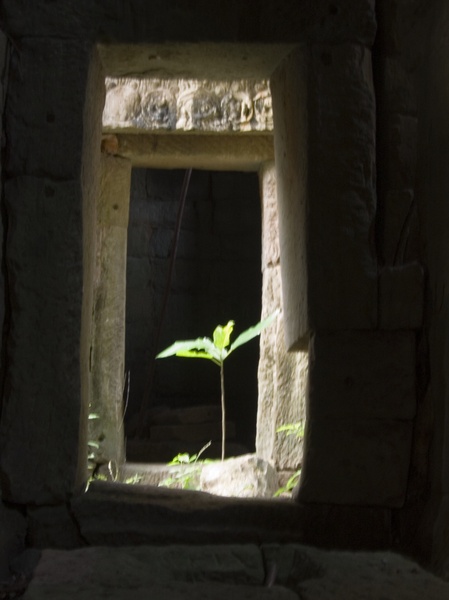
xmin=20 ymin=545 xmax=297 ymax=600
xmin=19 ymin=542 xmax=449 ymax=600
xmin=126 ymin=439 xmax=249 ymax=463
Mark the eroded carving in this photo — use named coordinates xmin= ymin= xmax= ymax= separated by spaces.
xmin=103 ymin=78 xmax=273 ymax=133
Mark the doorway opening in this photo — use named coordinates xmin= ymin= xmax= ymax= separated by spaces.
xmin=124 ymin=168 xmax=262 ymax=461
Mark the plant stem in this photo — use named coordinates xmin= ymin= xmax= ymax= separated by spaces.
xmin=220 ymin=360 xmax=225 ymax=461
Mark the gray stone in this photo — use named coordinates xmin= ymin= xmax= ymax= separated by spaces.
xmin=262 ymin=544 xmax=449 ymax=600
xmin=103 ymin=78 xmax=273 ymax=134
xmin=0 ymin=502 xmax=26 ymax=579
xmin=21 ymin=545 xmax=298 ymax=600
xmin=379 ymin=263 xmax=424 ymax=329
xmin=0 ymin=176 xmax=84 ymax=504
xmin=89 ymin=155 xmax=131 ymax=469
xmin=71 ymin=481 xmax=304 ymax=546
xmin=380 ymin=189 xmax=416 ymax=265
xmin=298 ymin=418 xmax=413 ymax=506
xmin=381 ymin=56 xmax=418 ymax=115
xmin=385 ymin=115 xmax=418 ymax=190
xmin=20 ymin=543 xmax=449 ymax=600
xmin=26 ymin=505 xmax=83 ymax=550
xmin=200 ymin=455 xmax=279 ymax=498
xmin=308 ymin=331 xmax=416 ymax=420
xmin=2 ymin=1 xmax=376 ymax=48
xmin=307 ymin=43 xmax=378 ymax=330
xmin=6 ymin=38 xmax=94 ymax=179
xmin=256 ymin=267 xmax=307 ymax=471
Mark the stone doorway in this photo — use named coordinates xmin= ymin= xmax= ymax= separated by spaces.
xmin=88 ymin=48 xmax=310 ymax=497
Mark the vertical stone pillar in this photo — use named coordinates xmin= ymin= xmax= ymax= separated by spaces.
xmin=89 ymin=155 xmax=131 ymax=470
xmin=256 ymin=162 xmax=308 ymax=472
xmin=0 ymin=40 xmax=103 ymax=504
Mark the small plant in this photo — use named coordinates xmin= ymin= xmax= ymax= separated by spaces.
xmin=276 ymin=421 xmax=305 ymax=439
xmin=274 ymin=470 xmax=301 ymax=498
xmin=274 ymin=420 xmax=305 ymax=498
xmin=158 ymin=442 xmax=212 ymax=490
xmin=156 ymin=310 xmax=279 ymax=461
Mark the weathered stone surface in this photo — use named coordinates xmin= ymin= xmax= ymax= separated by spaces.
xmin=0 ymin=502 xmax=26 ymax=579
xmin=103 ymin=78 xmax=273 ymax=133
xmin=71 ymin=481 xmax=305 ymax=546
xmin=385 ymin=115 xmax=418 ymax=190
xmin=200 ymin=455 xmax=279 ymax=498
xmin=308 ymin=331 xmax=416 ymax=420
xmin=114 ymin=133 xmax=274 ymax=170
xmin=89 ymin=155 xmax=131 ymax=469
xmin=299 ymin=418 xmax=413 ymax=506
xmin=260 ymin=163 xmax=280 ymax=270
xmin=307 ymin=43 xmax=378 ymax=330
xmin=5 ymin=38 xmax=94 ymax=179
xmin=262 ymin=544 xmax=449 ymax=600
xmin=21 ymin=545 xmax=297 ymax=600
xmin=20 ymin=543 xmax=449 ymax=600
xmin=0 ymin=177 xmax=84 ymax=504
xmin=381 ymin=57 xmax=418 ymax=115
xmin=1 ymin=1 xmax=376 ymax=47
xmin=379 ymin=263 xmax=424 ymax=329
xmin=256 ymin=267 xmax=307 ymax=471
xmin=271 ymin=47 xmax=309 ymax=348
xmin=380 ymin=189 xmax=417 ymax=265
xmin=26 ymin=505 xmax=84 ymax=550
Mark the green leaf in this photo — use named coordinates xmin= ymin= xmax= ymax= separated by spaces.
xmin=229 ymin=310 xmax=279 ymax=355
xmin=213 ymin=321 xmax=234 ymax=350
xmin=156 ymin=337 xmax=221 ymax=363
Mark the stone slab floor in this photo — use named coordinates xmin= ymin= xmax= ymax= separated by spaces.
xmin=5 ymin=543 xmax=449 ymax=599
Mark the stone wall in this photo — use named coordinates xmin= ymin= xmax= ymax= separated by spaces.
xmin=0 ymin=0 xmax=446 ymax=574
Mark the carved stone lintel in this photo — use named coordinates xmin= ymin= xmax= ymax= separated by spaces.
xmin=103 ymin=78 xmax=273 ymax=133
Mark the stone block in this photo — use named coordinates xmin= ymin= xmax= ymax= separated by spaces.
xmin=1 ymin=176 xmax=84 ymax=504
xmin=260 ymin=163 xmax=280 ymax=270
xmin=20 ymin=544 xmax=299 ymax=600
xmin=200 ymin=455 xmax=279 ymax=498
xmin=308 ymin=331 xmax=416 ymax=420
xmin=380 ymin=189 xmax=417 ymax=265
xmin=381 ymin=57 xmax=418 ymax=115
xmin=379 ymin=263 xmax=424 ymax=329
xmin=27 ymin=505 xmax=84 ymax=550
xmin=272 ymin=46 xmax=309 ymax=347
xmin=2 ymin=0 xmax=376 ymax=48
xmin=0 ymin=502 xmax=26 ymax=579
xmin=385 ymin=115 xmax=418 ymax=190
xmin=6 ymin=38 xmax=95 ymax=179
xmin=306 ymin=44 xmax=378 ymax=330
xmin=298 ymin=417 xmax=413 ymax=506
xmin=257 ymin=268 xmax=307 ymax=471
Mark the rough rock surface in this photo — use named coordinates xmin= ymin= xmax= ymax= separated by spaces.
xmin=200 ymin=454 xmax=279 ymax=498
xmin=19 ymin=543 xmax=449 ymax=600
